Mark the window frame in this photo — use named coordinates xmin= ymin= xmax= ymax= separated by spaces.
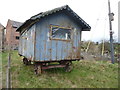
xmin=49 ymin=25 xmax=72 ymax=41
xmin=16 ymin=36 xmax=20 ymax=40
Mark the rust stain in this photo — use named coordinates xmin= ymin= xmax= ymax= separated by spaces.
xmin=49 ymin=25 xmax=52 ymax=61
xmin=44 ymin=41 xmax=46 ymax=51
xmin=34 ymin=30 xmax=36 ymax=61
xmin=44 ymin=40 xmax=46 ymax=60
xmin=67 ymin=48 xmax=73 ymax=59
xmin=56 ymin=41 xmax=58 ymax=60
xmin=72 ymin=46 xmax=76 ymax=49
xmin=76 ymin=42 xmax=81 ymax=58
xmin=66 ymin=42 xmax=81 ymax=59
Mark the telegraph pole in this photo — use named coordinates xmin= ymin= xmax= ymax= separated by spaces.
xmin=108 ymin=0 xmax=115 ymax=64
xmin=6 ymin=21 xmax=12 ymax=89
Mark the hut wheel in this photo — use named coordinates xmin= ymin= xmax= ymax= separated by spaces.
xmin=23 ymin=58 xmax=29 ymax=65
xmin=34 ymin=64 xmax=42 ymax=75
xmin=65 ymin=61 xmax=72 ymax=72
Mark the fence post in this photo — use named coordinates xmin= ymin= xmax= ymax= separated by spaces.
xmin=6 ymin=52 xmax=11 ymax=89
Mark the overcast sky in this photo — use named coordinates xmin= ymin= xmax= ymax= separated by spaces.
xmin=0 ymin=0 xmax=119 ymax=42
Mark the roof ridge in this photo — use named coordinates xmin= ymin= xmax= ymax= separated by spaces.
xmin=30 ymin=5 xmax=69 ymax=20
xmin=17 ymin=5 xmax=91 ymax=32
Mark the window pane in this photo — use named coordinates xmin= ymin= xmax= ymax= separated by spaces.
xmin=16 ymin=36 xmax=19 ymax=40
xmin=51 ymin=26 xmax=71 ymax=40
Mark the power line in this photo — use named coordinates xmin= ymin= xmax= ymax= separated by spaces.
xmin=101 ymin=16 xmax=107 ymax=56
xmin=86 ymin=0 xmax=106 ymax=52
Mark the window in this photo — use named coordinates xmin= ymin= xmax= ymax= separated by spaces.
xmin=16 ymin=36 xmax=19 ymax=40
xmin=50 ymin=25 xmax=71 ymax=40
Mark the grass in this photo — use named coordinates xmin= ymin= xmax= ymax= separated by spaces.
xmin=2 ymin=51 xmax=118 ymax=88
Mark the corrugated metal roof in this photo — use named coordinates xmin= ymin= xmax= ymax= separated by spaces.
xmin=17 ymin=5 xmax=91 ymax=32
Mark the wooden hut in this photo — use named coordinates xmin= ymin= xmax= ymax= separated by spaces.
xmin=17 ymin=5 xmax=91 ymax=74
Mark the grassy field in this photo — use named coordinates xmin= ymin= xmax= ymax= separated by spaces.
xmin=2 ymin=51 xmax=118 ymax=88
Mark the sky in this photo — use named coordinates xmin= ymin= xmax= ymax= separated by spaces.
xmin=0 ymin=0 xmax=119 ymax=42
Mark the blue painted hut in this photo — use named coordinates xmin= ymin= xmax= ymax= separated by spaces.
xmin=17 ymin=5 xmax=91 ymax=74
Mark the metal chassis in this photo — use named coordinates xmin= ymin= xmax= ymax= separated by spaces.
xmin=22 ymin=57 xmax=80 ymax=75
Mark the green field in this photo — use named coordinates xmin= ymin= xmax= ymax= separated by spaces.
xmin=2 ymin=51 xmax=118 ymax=88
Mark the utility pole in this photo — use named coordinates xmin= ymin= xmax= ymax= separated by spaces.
xmin=6 ymin=23 xmax=13 ymax=89
xmin=108 ymin=0 xmax=115 ymax=64
xmin=6 ymin=53 xmax=11 ymax=89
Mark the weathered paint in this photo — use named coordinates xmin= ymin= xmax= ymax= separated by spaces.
xmin=34 ymin=11 xmax=81 ymax=61
xmin=19 ymin=25 xmax=35 ymax=60
xmin=19 ymin=11 xmax=82 ymax=62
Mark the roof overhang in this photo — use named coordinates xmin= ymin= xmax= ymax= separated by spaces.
xmin=17 ymin=5 xmax=91 ymax=33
